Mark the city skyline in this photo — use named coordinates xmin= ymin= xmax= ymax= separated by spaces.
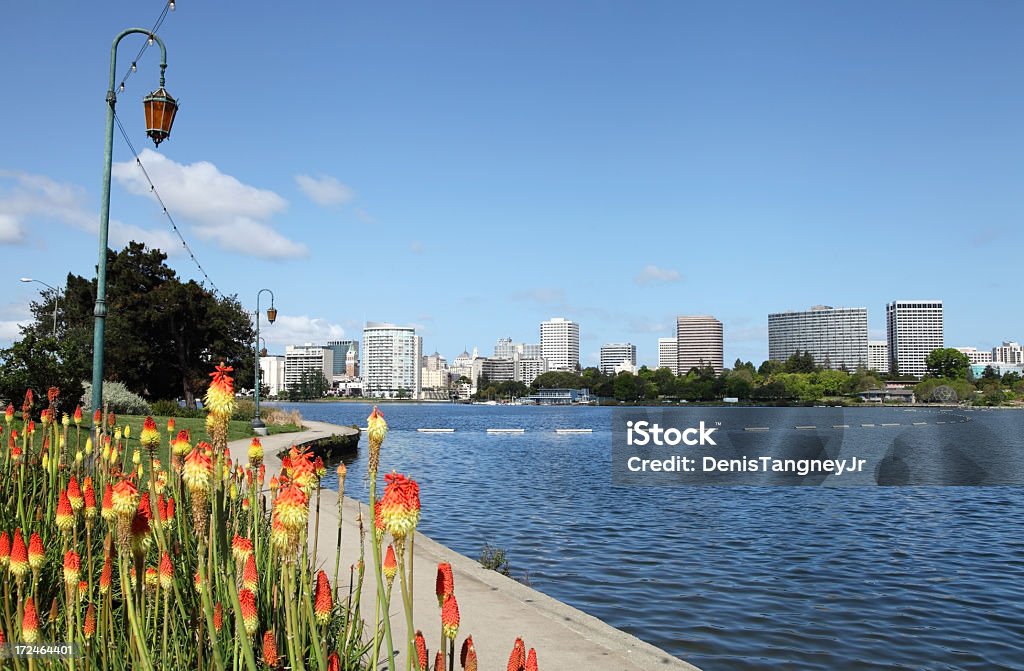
xmin=3 ymin=3 xmax=1024 ymax=369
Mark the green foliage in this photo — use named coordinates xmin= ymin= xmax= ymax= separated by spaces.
xmin=925 ymin=348 xmax=970 ymax=379
xmin=478 ymin=543 xmax=512 ymax=577
xmin=287 ymin=368 xmax=330 ymax=400
xmin=233 ymin=398 xmax=256 ymax=421
xmin=150 ymin=398 xmax=205 ymax=418
xmin=81 ymin=379 xmax=152 ymax=414
xmin=784 ymin=350 xmax=819 ymax=374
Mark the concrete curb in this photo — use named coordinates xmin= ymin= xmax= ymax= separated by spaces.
xmin=231 ymin=420 xmax=701 ymax=671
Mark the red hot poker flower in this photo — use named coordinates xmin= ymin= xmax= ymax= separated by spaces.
xmin=83 ymin=603 xmax=97 ymax=638
xmin=441 ymin=593 xmax=460 ymax=641
xmin=73 ymin=405 xmax=82 ymax=425
xmin=140 ymin=416 xmax=160 ymax=451
xmin=436 ymin=562 xmax=454 ymax=606
xmin=56 ymin=490 xmax=75 ymax=532
xmin=525 ymin=649 xmax=538 ymax=671
xmin=159 ymin=552 xmax=173 ymax=590
xmin=242 ymin=554 xmax=258 ymax=591
xmin=27 ymin=533 xmax=44 ymax=570
xmin=507 ymin=638 xmax=526 ymax=671
xmin=63 ymin=551 xmax=81 ymax=587
xmin=0 ymin=532 xmax=10 ymax=567
xmin=414 ymin=630 xmax=429 ymax=671
xmin=379 ymin=472 xmax=421 ymax=539
xmin=9 ymin=532 xmax=28 ymax=578
xmin=213 ymin=603 xmax=223 ymax=632
xmin=314 ymin=570 xmax=333 ymax=624
xmin=383 ymin=545 xmax=398 ymax=585
xmin=460 ymin=636 xmax=477 ymax=671
xmin=22 ymin=596 xmax=40 ymax=643
xmin=99 ymin=554 xmax=112 ymax=594
xmin=239 ymin=588 xmax=258 ymax=636
xmin=262 ymin=630 xmax=278 ymax=667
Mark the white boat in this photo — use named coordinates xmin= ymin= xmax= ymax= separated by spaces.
xmin=555 ymin=428 xmax=592 ymax=434
xmin=417 ymin=428 xmax=455 ymax=433
xmin=486 ymin=428 xmax=525 ymax=434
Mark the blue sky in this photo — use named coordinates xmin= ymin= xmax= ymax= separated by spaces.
xmin=2 ymin=1 xmax=1022 ymax=368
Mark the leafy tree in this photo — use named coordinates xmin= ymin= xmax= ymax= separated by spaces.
xmin=925 ymin=348 xmax=970 ymax=379
xmin=289 ymin=368 xmax=330 ymax=400
xmin=784 ymin=350 xmax=817 ymax=374
xmin=758 ymin=360 xmax=784 ymax=377
xmin=531 ymin=371 xmax=585 ymax=390
xmin=4 ymin=242 xmax=256 ymax=407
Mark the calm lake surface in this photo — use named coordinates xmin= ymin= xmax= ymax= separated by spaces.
xmin=274 ymin=402 xmax=1024 ymax=671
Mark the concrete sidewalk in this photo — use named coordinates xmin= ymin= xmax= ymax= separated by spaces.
xmin=230 ymin=420 xmax=701 ymax=671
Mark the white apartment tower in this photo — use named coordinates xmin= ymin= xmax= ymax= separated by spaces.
xmin=993 ymin=341 xmax=1023 ymax=365
xmin=283 ymin=345 xmax=334 ymax=391
xmin=540 ymin=317 xmax=580 ymax=372
xmin=658 ymin=337 xmax=678 ymax=371
xmin=362 ymin=322 xmax=422 ymax=398
xmin=676 ymin=316 xmax=724 ymax=376
xmin=767 ymin=306 xmax=869 ymax=370
xmin=886 ymin=301 xmax=944 ymax=378
xmin=868 ymin=341 xmax=889 ymax=374
xmin=600 ymin=343 xmax=637 ymax=375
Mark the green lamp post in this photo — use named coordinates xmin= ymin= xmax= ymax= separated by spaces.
xmin=252 ymin=289 xmax=277 ymax=435
xmin=90 ymin=29 xmax=179 ymax=419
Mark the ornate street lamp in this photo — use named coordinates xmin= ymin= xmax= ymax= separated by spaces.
xmin=90 ymin=29 xmax=179 ymax=420
xmin=253 ymin=289 xmax=277 ymax=434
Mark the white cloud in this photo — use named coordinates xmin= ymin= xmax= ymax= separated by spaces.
xmin=260 ymin=315 xmax=346 ymax=346
xmin=0 ymin=214 xmax=25 ymax=243
xmin=0 ymin=171 xmax=179 ymax=251
xmin=295 ymin=174 xmax=355 ymax=206
xmin=635 ymin=264 xmax=683 ymax=285
xmin=112 ymin=150 xmax=307 ymax=259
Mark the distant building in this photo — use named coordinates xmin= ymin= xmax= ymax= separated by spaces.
xmin=886 ymin=301 xmax=944 ymax=378
xmin=481 ymin=358 xmax=516 ymax=383
xmin=993 ymin=341 xmax=1023 ymax=365
xmin=450 ymin=350 xmax=474 ymax=383
xmin=284 ymin=344 xmax=334 ymax=392
xmin=599 ymin=343 xmax=637 ymax=375
xmin=658 ymin=337 xmax=677 ymax=372
xmin=676 ymin=316 xmax=723 ymax=376
xmin=421 ymin=352 xmax=449 ymax=392
xmin=540 ymin=317 xmax=580 ymax=372
xmin=970 ymin=362 xmax=1024 ymax=378
xmin=956 ymin=347 xmax=993 ymax=366
xmin=325 ymin=340 xmax=358 ymax=378
xmin=362 ymin=322 xmax=422 ymax=398
xmin=868 ymin=341 xmax=889 ymax=374
xmin=258 ymin=355 xmax=286 ymax=397
xmin=767 ymin=306 xmax=868 ymax=370
xmin=515 ymin=357 xmax=548 ymax=385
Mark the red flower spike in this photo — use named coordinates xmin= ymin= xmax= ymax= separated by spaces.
xmin=27 ymin=532 xmax=44 ymax=570
xmin=83 ymin=481 xmax=97 ymax=519
xmin=525 ymin=648 xmax=538 ymax=671
xmin=436 ymin=562 xmax=454 ymax=606
xmin=107 ymin=412 xmax=116 ymax=428
xmin=21 ymin=596 xmax=39 ymax=643
xmin=442 ymin=593 xmax=460 ymax=641
xmin=327 ymin=652 xmax=340 ymax=671
xmin=63 ymin=550 xmax=81 ymax=587
xmin=379 ymin=472 xmax=421 ymax=539
xmin=9 ymin=532 xmax=28 ymax=578
xmin=0 ymin=531 xmax=10 ymax=567
xmin=140 ymin=416 xmax=160 ymax=451
xmin=460 ymin=635 xmax=476 ymax=671
xmin=74 ymin=405 xmax=82 ymax=425
xmin=414 ymin=630 xmax=429 ymax=671
xmin=232 ymin=535 xmax=254 ymax=563
xmin=383 ymin=545 xmax=398 ymax=584
xmin=242 ymin=554 xmax=258 ymax=591
xmin=507 ymin=637 xmax=526 ymax=671
xmin=159 ymin=552 xmax=173 ymax=590
xmin=213 ymin=602 xmax=223 ymax=632
xmin=99 ymin=554 xmax=112 ymax=594
xmin=55 ymin=490 xmax=75 ymax=532
xmin=93 ymin=409 xmax=102 ymax=425
xmin=262 ymin=630 xmax=279 ymax=667
xmin=83 ymin=603 xmax=97 ymax=638
xmin=435 ymin=652 xmax=443 ymax=671
xmin=314 ymin=570 xmax=332 ymax=624
xmin=4 ymin=403 xmax=13 ymax=423
xmin=166 ymin=418 xmax=175 ymax=433
xmin=239 ymin=588 xmax=258 ymax=636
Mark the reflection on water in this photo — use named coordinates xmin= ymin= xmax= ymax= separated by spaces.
xmin=279 ymin=402 xmax=1024 ymax=671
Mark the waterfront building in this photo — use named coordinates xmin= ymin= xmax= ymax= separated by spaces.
xmin=599 ymin=343 xmax=637 ymax=375
xmin=258 ymin=355 xmax=287 ymax=397
xmin=886 ymin=301 xmax=944 ymax=378
xmin=495 ymin=338 xmax=544 ymax=363
xmin=658 ymin=337 xmax=677 ymax=371
xmin=515 ymin=357 xmax=548 ymax=385
xmin=524 ymin=388 xmax=591 ymax=405
xmin=421 ymin=352 xmax=450 ymax=392
xmin=325 ymin=340 xmax=358 ymax=378
xmin=540 ymin=317 xmax=580 ymax=372
xmin=767 ymin=306 xmax=868 ymax=370
xmin=868 ymin=341 xmax=889 ymax=374
xmin=362 ymin=322 xmax=422 ymax=398
xmin=970 ymin=362 xmax=1024 ymax=378
xmin=993 ymin=341 xmax=1023 ymax=365
xmin=676 ymin=315 xmax=723 ymax=376
xmin=956 ymin=347 xmax=993 ymax=366
xmin=284 ymin=344 xmax=334 ymax=392
xmin=481 ymin=357 xmax=516 ymax=383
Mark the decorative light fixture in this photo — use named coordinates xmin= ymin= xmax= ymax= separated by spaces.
xmin=267 ymin=306 xmax=278 ymax=324
xmin=142 ymin=87 xmax=178 ymax=147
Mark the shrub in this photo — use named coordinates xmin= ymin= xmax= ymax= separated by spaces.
xmin=233 ymin=398 xmax=256 ymax=422
xmin=479 ymin=543 xmax=512 ymax=577
xmin=81 ymin=380 xmax=151 ymax=414
xmin=263 ymin=407 xmax=304 ymax=428
xmin=150 ymin=398 xmax=206 ymax=418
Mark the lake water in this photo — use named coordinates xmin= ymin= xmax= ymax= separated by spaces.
xmin=273 ymin=402 xmax=1024 ymax=671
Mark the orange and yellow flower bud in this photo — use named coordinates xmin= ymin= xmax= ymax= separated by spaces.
xmin=183 ymin=447 xmax=214 ymax=499
xmin=248 ymin=437 xmax=263 ymax=466
xmin=111 ymin=479 xmax=139 ymax=520
xmin=327 ymin=651 xmax=340 ymax=671
xmin=379 ymin=472 xmax=421 ymax=539
xmin=262 ymin=630 xmax=279 ymax=667
xmin=159 ymin=551 xmax=173 ymax=590
xmin=242 ymin=554 xmax=258 ymax=591
xmin=166 ymin=417 xmax=175 ymax=434
xmin=461 ymin=636 xmax=477 ymax=671
xmin=171 ymin=429 xmax=191 ymax=456
xmin=442 ymin=593 xmax=460 ymax=641
xmin=270 ymin=517 xmax=293 ymax=554
xmin=232 ymin=535 xmax=254 ymax=563
xmin=101 ymin=484 xmax=114 ymax=521
xmin=140 ymin=416 xmax=160 ymax=452
xmin=436 ymin=562 xmax=454 ymax=606
xmin=213 ymin=602 xmax=223 ymax=632
xmin=507 ymin=638 xmax=526 ymax=671
xmin=4 ymin=403 xmax=13 ymax=424
xmin=414 ymin=630 xmax=429 ymax=671
xmin=67 ymin=476 xmax=84 ymax=510
xmin=21 ymin=597 xmax=40 ymax=643
xmin=84 ymin=603 xmax=96 ymax=638
xmin=9 ymin=532 xmax=28 ymax=578
xmin=367 ymin=406 xmax=388 ymax=474
xmin=525 ymin=648 xmax=538 ymax=671
xmin=239 ymin=588 xmax=258 ymax=636
xmin=99 ymin=554 xmax=112 ymax=594
xmin=74 ymin=405 xmax=83 ymax=426
xmin=205 ymin=363 xmax=237 ymax=422
xmin=0 ymin=532 xmax=9 ymax=568
xmin=63 ymin=550 xmax=81 ymax=587
xmin=56 ymin=490 xmax=75 ymax=532
xmin=274 ymin=484 xmax=309 ymax=532
xmin=383 ymin=545 xmax=398 ymax=586
xmin=27 ymin=533 xmax=44 ymax=570
xmin=314 ymin=570 xmax=332 ymax=624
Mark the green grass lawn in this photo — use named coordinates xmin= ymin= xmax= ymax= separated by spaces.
xmin=117 ymin=414 xmax=303 ymax=445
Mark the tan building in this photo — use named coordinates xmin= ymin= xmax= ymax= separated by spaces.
xmin=676 ymin=315 xmax=723 ymax=376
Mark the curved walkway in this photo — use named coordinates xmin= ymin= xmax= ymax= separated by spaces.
xmin=229 ymin=420 xmax=701 ymax=671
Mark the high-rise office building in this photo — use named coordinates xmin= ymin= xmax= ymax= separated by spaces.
xmin=326 ymin=340 xmax=358 ymax=378
xmin=258 ymin=355 xmax=287 ymax=397
xmin=599 ymin=343 xmax=637 ymax=375
xmin=767 ymin=306 xmax=869 ymax=370
xmin=362 ymin=322 xmax=422 ymax=398
xmin=868 ymin=341 xmax=889 ymax=373
xmin=284 ymin=345 xmax=334 ymax=391
xmin=540 ymin=317 xmax=580 ymax=372
xmin=658 ymin=337 xmax=677 ymax=371
xmin=993 ymin=341 xmax=1023 ymax=365
xmin=676 ymin=316 xmax=723 ymax=375
xmin=886 ymin=301 xmax=944 ymax=378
